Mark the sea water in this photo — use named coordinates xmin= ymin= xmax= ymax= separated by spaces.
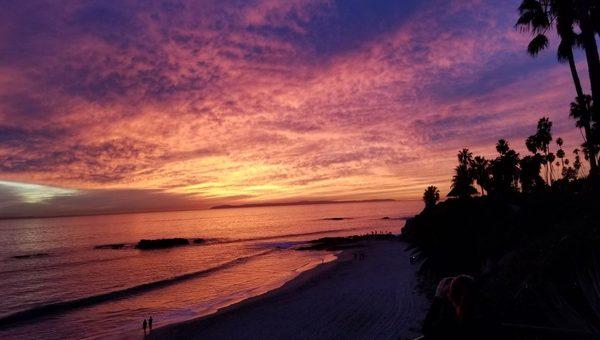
xmin=0 ymin=201 xmax=422 ymax=339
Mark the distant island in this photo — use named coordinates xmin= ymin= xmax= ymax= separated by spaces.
xmin=210 ymin=199 xmax=396 ymax=210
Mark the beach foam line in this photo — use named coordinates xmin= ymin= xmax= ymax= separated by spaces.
xmin=0 ymin=249 xmax=277 ymax=329
xmin=216 ymin=227 xmax=371 ymax=245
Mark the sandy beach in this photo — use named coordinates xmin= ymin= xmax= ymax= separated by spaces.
xmin=148 ymin=240 xmax=428 ymax=340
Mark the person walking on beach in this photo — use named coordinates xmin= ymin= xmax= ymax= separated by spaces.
xmin=148 ymin=316 xmax=153 ymax=332
xmin=142 ymin=318 xmax=147 ymax=335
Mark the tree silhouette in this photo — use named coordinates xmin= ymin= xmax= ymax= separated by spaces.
xmin=470 ymin=156 xmax=491 ymax=195
xmin=490 ymin=139 xmax=520 ymax=195
xmin=520 ymin=154 xmax=546 ymax=193
xmin=423 ymin=186 xmax=440 ymax=208
xmin=526 ymin=117 xmax=554 ymax=184
xmin=556 ymin=138 xmax=566 ymax=174
xmin=561 ymin=164 xmax=578 ymax=182
xmin=448 ymin=149 xmax=477 ymax=199
xmin=573 ymin=148 xmax=583 ymax=176
xmin=570 ymin=95 xmax=593 ymax=131
xmin=516 ymin=0 xmax=584 ymax=97
xmin=413 ymin=113 xmax=600 ymax=337
xmin=575 ymin=0 xmax=600 ymax=121
xmin=496 ymin=139 xmax=510 ymax=155
xmin=516 ymin=0 xmax=599 ymax=173
xmin=547 ymin=152 xmax=556 ymax=182
xmin=570 ymin=95 xmax=599 ymax=170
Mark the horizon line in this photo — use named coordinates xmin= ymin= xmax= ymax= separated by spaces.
xmin=0 ymin=198 xmax=420 ymax=221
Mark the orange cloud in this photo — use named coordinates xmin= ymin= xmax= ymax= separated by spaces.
xmin=0 ymin=0 xmax=588 ymax=216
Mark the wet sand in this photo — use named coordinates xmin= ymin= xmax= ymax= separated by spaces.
xmin=148 ymin=240 xmax=428 ymax=340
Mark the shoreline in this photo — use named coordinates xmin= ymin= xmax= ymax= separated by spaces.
xmin=146 ymin=250 xmax=350 ymax=339
xmin=148 ymin=240 xmax=427 ymax=339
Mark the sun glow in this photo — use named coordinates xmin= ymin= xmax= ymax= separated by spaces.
xmin=0 ymin=0 xmax=584 ymax=217
xmin=0 ymin=180 xmax=77 ymax=204
xmin=172 ymin=160 xmax=287 ymax=199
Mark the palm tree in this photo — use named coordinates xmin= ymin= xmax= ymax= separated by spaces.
xmin=557 ymin=146 xmax=566 ymax=166
xmin=554 ymin=0 xmax=585 ymax=98
xmin=520 ymin=154 xmax=545 ymax=192
xmin=496 ymin=139 xmax=510 ymax=155
xmin=547 ymin=152 xmax=556 ymax=181
xmin=556 ymin=137 xmax=566 ymax=176
xmin=575 ymin=0 xmax=600 ymax=115
xmin=556 ymin=137 xmax=563 ymax=147
xmin=490 ymin=139 xmax=521 ymax=195
xmin=570 ymin=95 xmax=600 ymax=170
xmin=470 ymin=156 xmax=490 ymax=195
xmin=448 ymin=149 xmax=477 ymax=199
xmin=457 ymin=148 xmax=473 ymax=165
xmin=516 ymin=0 xmax=584 ymax=98
xmin=516 ymin=0 xmax=599 ymax=173
xmin=526 ymin=117 xmax=554 ymax=184
xmin=563 ymin=0 xmax=600 ymax=175
xmin=573 ymin=148 xmax=583 ymax=176
xmin=422 ymin=186 xmax=440 ymax=209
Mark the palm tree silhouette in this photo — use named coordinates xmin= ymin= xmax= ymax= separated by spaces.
xmin=457 ymin=148 xmax=473 ymax=169
xmin=516 ymin=0 xmax=583 ymax=98
xmin=422 ymin=186 xmax=440 ymax=209
xmin=526 ymin=117 xmax=554 ymax=184
xmin=516 ymin=0 xmax=599 ymax=173
xmin=567 ymin=1 xmax=600 ymax=175
xmin=491 ymin=139 xmax=521 ymax=195
xmin=575 ymin=1 xmax=600 ymax=116
xmin=573 ymin=148 xmax=583 ymax=176
xmin=520 ymin=154 xmax=545 ymax=192
xmin=496 ymin=139 xmax=510 ymax=155
xmin=448 ymin=149 xmax=477 ymax=199
xmin=570 ymin=95 xmax=599 ymax=169
xmin=556 ymin=137 xmax=566 ymax=174
xmin=470 ymin=156 xmax=490 ymax=195
xmin=570 ymin=95 xmax=593 ymax=130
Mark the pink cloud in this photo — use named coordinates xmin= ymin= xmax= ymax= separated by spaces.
xmin=0 ymin=0 xmax=589 ymax=216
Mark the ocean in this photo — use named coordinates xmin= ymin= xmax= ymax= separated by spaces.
xmin=0 ymin=200 xmax=422 ymax=339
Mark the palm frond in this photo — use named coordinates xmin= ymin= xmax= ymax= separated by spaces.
xmin=518 ymin=0 xmax=542 ymax=13
xmin=516 ymin=11 xmax=536 ymax=28
xmin=556 ymin=39 xmax=571 ymax=63
xmin=528 ymin=34 xmax=549 ymax=56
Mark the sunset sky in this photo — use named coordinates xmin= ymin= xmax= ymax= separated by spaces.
xmin=0 ymin=0 xmax=590 ymax=217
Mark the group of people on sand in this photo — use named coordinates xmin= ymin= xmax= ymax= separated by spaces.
xmin=354 ymin=252 xmax=366 ymax=260
xmin=142 ymin=316 xmax=153 ymax=335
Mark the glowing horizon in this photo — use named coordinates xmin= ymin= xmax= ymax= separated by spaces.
xmin=0 ymin=0 xmax=590 ymax=217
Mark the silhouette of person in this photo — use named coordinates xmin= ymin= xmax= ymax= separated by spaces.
xmin=142 ymin=318 xmax=147 ymax=335
xmin=148 ymin=316 xmax=153 ymax=331
xmin=422 ymin=275 xmax=488 ymax=339
xmin=422 ymin=277 xmax=456 ymax=339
